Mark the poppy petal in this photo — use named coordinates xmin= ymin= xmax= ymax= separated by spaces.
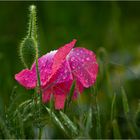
xmin=15 ymin=50 xmax=57 ymax=89
xmin=42 ymin=89 xmax=52 ymax=103
xmin=50 ymin=60 xmax=73 ymax=84
xmin=48 ymin=39 xmax=76 ymax=83
xmin=54 ymin=93 xmax=66 ymax=109
xmin=31 ymin=50 xmax=57 ymax=87
xmin=15 ymin=69 xmax=37 ymax=89
xmin=68 ymin=47 xmax=98 ymax=88
xmin=53 ymin=81 xmax=72 ymax=109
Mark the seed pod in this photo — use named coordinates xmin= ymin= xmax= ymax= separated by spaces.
xmin=20 ymin=37 xmax=37 ymax=69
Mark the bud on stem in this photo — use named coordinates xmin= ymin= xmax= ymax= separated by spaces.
xmin=20 ymin=38 xmax=36 ymax=68
xmin=19 ymin=5 xmax=38 ymax=69
xmin=28 ymin=5 xmax=37 ymax=40
xmin=19 ymin=6 xmax=42 ymax=137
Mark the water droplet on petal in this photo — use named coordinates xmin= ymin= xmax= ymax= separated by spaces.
xmin=25 ymin=78 xmax=28 ymax=81
xmin=72 ymin=65 xmax=75 ymax=69
xmin=86 ymin=57 xmax=90 ymax=61
xmin=62 ymin=76 xmax=66 ymax=80
xmin=71 ymin=57 xmax=75 ymax=62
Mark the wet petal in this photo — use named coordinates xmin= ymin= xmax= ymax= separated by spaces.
xmin=42 ymin=88 xmax=52 ymax=103
xmin=49 ymin=39 xmax=76 ymax=83
xmin=15 ymin=50 xmax=57 ymax=89
xmin=31 ymin=50 xmax=57 ymax=87
xmin=42 ymin=79 xmax=72 ymax=109
xmin=15 ymin=69 xmax=37 ymax=89
xmin=53 ymin=81 xmax=72 ymax=109
xmin=68 ymin=47 xmax=98 ymax=88
xmin=54 ymin=93 xmax=66 ymax=109
xmin=50 ymin=60 xmax=73 ymax=84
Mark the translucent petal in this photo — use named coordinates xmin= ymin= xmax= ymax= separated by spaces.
xmin=48 ymin=39 xmax=76 ymax=83
xmin=15 ymin=50 xmax=56 ymax=88
xmin=68 ymin=47 xmax=98 ymax=88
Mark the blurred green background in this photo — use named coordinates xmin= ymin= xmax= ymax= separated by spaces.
xmin=0 ymin=1 xmax=140 ymax=118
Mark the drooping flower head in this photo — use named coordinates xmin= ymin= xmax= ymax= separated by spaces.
xmin=15 ymin=39 xmax=98 ymax=109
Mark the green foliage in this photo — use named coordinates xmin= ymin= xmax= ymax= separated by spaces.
xmin=112 ymin=119 xmax=121 ymax=139
xmin=111 ymin=93 xmax=116 ymax=121
xmin=95 ymin=97 xmax=101 ymax=139
xmin=44 ymin=105 xmax=69 ymax=137
xmin=0 ymin=116 xmax=12 ymax=139
xmin=135 ymin=102 xmax=140 ymax=128
xmin=121 ymin=87 xmax=130 ymax=116
xmin=59 ymin=111 xmax=78 ymax=136
xmin=84 ymin=107 xmax=92 ymax=137
xmin=1 ymin=80 xmax=140 ymax=138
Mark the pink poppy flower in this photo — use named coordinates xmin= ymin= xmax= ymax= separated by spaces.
xmin=15 ymin=39 xmax=98 ymax=109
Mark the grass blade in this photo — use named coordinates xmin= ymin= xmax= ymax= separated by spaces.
xmin=135 ymin=102 xmax=140 ymax=128
xmin=121 ymin=87 xmax=129 ymax=116
xmin=17 ymin=112 xmax=25 ymax=139
xmin=95 ymin=97 xmax=101 ymax=139
xmin=43 ymin=105 xmax=68 ymax=136
xmin=121 ymin=87 xmax=137 ymax=138
xmin=64 ymin=81 xmax=75 ymax=112
xmin=0 ymin=116 xmax=12 ymax=138
xmin=50 ymin=93 xmax=54 ymax=116
xmin=59 ymin=111 xmax=78 ymax=136
xmin=112 ymin=119 xmax=121 ymax=139
xmin=85 ymin=107 xmax=92 ymax=137
xmin=111 ymin=93 xmax=116 ymax=121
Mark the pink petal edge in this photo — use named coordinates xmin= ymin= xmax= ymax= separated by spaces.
xmin=15 ymin=69 xmax=37 ymax=89
xmin=48 ymin=39 xmax=77 ymax=83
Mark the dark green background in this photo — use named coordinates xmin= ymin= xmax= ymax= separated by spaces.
xmin=0 ymin=1 xmax=140 ymax=112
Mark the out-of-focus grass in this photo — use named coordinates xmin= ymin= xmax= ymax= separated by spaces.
xmin=0 ymin=1 xmax=140 ymax=139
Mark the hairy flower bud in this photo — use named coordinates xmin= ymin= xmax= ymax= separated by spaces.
xmin=19 ymin=5 xmax=38 ymax=69
xmin=20 ymin=37 xmax=37 ymax=69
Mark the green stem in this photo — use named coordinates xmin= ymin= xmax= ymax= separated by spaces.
xmin=29 ymin=5 xmax=42 ymax=139
xmin=35 ymin=41 xmax=42 ymax=103
xmin=38 ymin=127 xmax=43 ymax=139
xmin=95 ymin=97 xmax=101 ymax=139
xmin=29 ymin=5 xmax=42 ymax=108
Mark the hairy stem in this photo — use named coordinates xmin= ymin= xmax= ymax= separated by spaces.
xmin=29 ymin=5 xmax=42 ymax=139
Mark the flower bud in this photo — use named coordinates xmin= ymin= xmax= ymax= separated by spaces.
xmin=20 ymin=37 xmax=37 ymax=69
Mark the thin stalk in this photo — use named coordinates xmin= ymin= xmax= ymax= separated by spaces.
xmin=112 ymin=119 xmax=121 ymax=139
xmin=34 ymin=16 xmax=43 ymax=140
xmin=111 ymin=93 xmax=116 ymax=121
xmin=95 ymin=97 xmax=101 ymax=139
xmin=38 ymin=127 xmax=43 ymax=139
xmin=29 ymin=5 xmax=43 ymax=139
xmin=35 ymin=42 xmax=42 ymax=103
xmin=121 ymin=87 xmax=137 ymax=138
xmin=44 ymin=105 xmax=68 ymax=136
xmin=64 ymin=81 xmax=75 ymax=112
